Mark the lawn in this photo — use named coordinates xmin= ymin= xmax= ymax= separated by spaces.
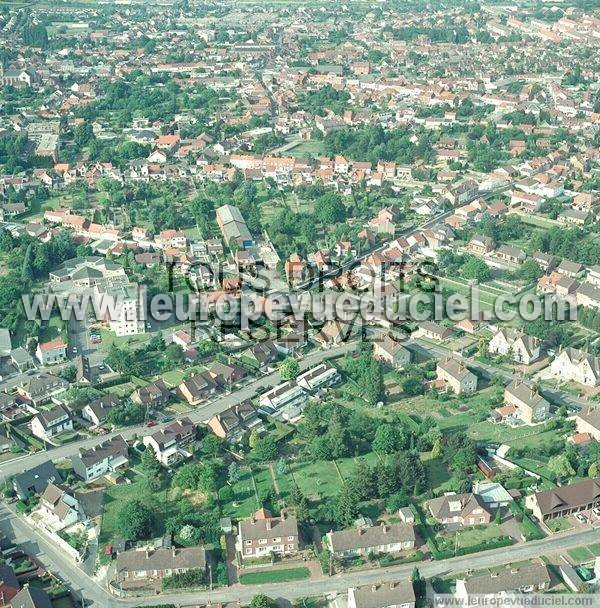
xmin=98 ymin=472 xmax=174 ymax=547
xmin=421 ymin=453 xmax=452 ymax=492
xmin=437 ymin=524 xmax=510 ymax=553
xmin=568 ymin=546 xmax=594 ymax=564
xmin=221 ymin=466 xmax=259 ymax=519
xmin=289 ymin=460 xmax=343 ymax=501
xmin=545 ymin=517 xmax=573 ymax=533
xmin=239 ymin=567 xmax=311 ymax=585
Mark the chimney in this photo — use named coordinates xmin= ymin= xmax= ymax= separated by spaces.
xmin=389 ymin=582 xmax=396 ymax=590
xmin=145 ymin=549 xmax=150 ymax=559
xmin=358 ymin=527 xmax=364 ymax=535
xmin=530 ymin=386 xmax=535 ymax=400
xmin=172 ymin=547 xmax=177 ymax=558
xmin=382 ymin=524 xmax=388 ymax=534
xmin=266 ymin=519 xmax=272 ymax=531
xmin=371 ymin=585 xmax=377 ymax=592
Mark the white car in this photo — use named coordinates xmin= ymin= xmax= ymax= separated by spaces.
xmin=574 ymin=513 xmax=588 ymax=524
xmin=592 ymin=508 xmax=600 ymax=519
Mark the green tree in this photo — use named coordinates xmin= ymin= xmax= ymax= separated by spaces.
xmin=250 ymin=595 xmax=278 ymax=608
xmin=117 ymin=500 xmax=154 ymax=541
xmin=279 ymin=357 xmax=300 ymax=381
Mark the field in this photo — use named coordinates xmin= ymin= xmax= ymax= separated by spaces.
xmin=239 ymin=567 xmax=311 ymax=585
xmin=568 ymin=546 xmax=597 ymax=564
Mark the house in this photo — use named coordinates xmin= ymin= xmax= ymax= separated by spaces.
xmin=472 ymin=481 xmax=514 ymax=509
xmin=82 ymin=394 xmax=120 ymax=426
xmin=31 ymin=405 xmax=73 ymax=442
xmin=207 ymin=401 xmax=264 ymax=443
xmin=525 ymin=477 xmax=600 ymax=521
xmin=488 ymin=328 xmax=540 ymax=364
xmin=0 ymin=564 xmax=19 ymax=606
xmin=373 ymin=336 xmax=411 ymax=369
xmin=215 ymin=204 xmax=253 ymax=249
xmin=436 ymin=358 xmax=478 ymax=394
xmin=11 ymin=347 xmax=34 ymax=372
xmin=259 ymin=382 xmax=307 ymax=421
xmin=468 ymin=235 xmax=495 ymax=255
xmin=428 ymin=492 xmax=492 ymax=527
xmin=348 ymin=581 xmax=416 ymax=608
xmin=13 ymin=461 xmax=61 ymax=500
xmin=142 ymin=417 xmax=196 ymax=466
xmin=0 ymin=431 xmax=13 ymax=453
xmin=550 ymin=347 xmax=600 ymax=387
xmin=496 ymin=245 xmax=526 ymax=264
xmin=418 ymin=322 xmax=452 ymax=342
xmin=178 ymin=373 xmax=217 ymax=405
xmin=71 ymin=435 xmax=129 ymax=482
xmin=209 ymin=361 xmax=247 ymax=388
xmin=575 ymin=407 xmax=600 ymax=441
xmin=557 ymin=260 xmax=584 ymax=278
xmin=8 ymin=585 xmax=53 ymax=608
xmin=242 ymin=340 xmax=280 ymax=369
xmin=532 ymin=252 xmax=557 ymax=272
xmin=326 ymin=522 xmax=416 ymax=558
xmin=398 ymin=507 xmax=415 ymax=524
xmin=115 ymin=546 xmax=209 ymax=583
xmin=132 ymin=380 xmax=171 ymax=408
xmin=35 ymin=338 xmax=67 ymax=366
xmin=296 ymin=363 xmax=340 ymax=392
xmin=503 ymin=380 xmax=550 ymax=425
xmin=314 ymin=320 xmax=354 ymax=348
xmin=577 ymin=283 xmax=600 ymax=309
xmin=455 ymin=563 xmax=550 ymax=599
xmin=37 ymin=483 xmax=82 ymax=531
xmin=16 ymin=373 xmax=69 ymax=406
xmin=237 ymin=508 xmax=299 ymax=560
xmin=588 ymin=265 xmax=600 ymax=287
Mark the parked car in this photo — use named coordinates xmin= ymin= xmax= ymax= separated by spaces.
xmin=145 ymin=420 xmax=156 ymax=428
xmin=592 ymin=508 xmax=600 ymax=519
xmin=575 ymin=513 xmax=588 ymax=524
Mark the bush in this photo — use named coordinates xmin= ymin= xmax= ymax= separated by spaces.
xmin=161 ymin=568 xmax=207 ymax=590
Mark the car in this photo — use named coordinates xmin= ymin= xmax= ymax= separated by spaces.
xmin=72 ymin=346 xmax=78 ymax=354
xmin=592 ymin=508 xmax=600 ymax=519
xmin=145 ymin=420 xmax=156 ymax=428
xmin=97 ymin=427 xmax=109 ymax=435
xmin=575 ymin=513 xmax=588 ymax=524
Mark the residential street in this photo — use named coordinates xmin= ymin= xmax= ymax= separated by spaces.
xmin=1 ymin=501 xmax=598 ymax=607
xmin=0 ymin=340 xmax=358 ymax=483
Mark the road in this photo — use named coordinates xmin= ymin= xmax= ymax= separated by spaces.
xmin=1 ymin=500 xmax=598 ymax=607
xmin=0 ymin=341 xmax=357 ymax=482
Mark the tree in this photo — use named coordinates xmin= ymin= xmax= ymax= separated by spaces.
xmin=372 ymin=424 xmax=404 ymax=454
xmin=250 ymin=595 xmax=277 ymax=608
xmin=402 ymin=376 xmax=424 ymax=396
xmin=334 ymin=485 xmax=360 ymax=528
xmin=518 ymin=260 xmax=542 ymax=282
xmin=279 ymin=357 xmax=300 ymax=381
xmin=276 ymin=457 xmax=288 ymax=475
xmin=251 ymin=436 xmax=279 ymax=462
xmin=228 ymin=462 xmax=239 ymax=485
xmin=117 ymin=500 xmax=154 ymax=541
xmin=461 ymin=256 xmax=491 ymax=282
xmin=140 ymin=447 xmax=161 ymax=479
xmin=59 ymin=364 xmax=77 ymax=383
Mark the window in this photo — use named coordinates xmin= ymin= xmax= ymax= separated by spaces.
xmin=245 ymin=548 xmax=252 ymax=555
xmin=272 ymin=537 xmax=281 ymax=543
xmin=287 ymin=535 xmax=295 ymax=541
xmin=245 ymin=540 xmax=252 ymax=546
xmin=287 ymin=544 xmax=294 ymax=550
xmin=259 ymin=538 xmax=267 ymax=544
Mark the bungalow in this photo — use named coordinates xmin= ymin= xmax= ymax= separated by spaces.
xmin=348 ymin=582 xmax=415 ymax=608
xmin=418 ymin=321 xmax=452 ymax=342
xmin=373 ymin=336 xmax=411 ymax=369
xmin=550 ymin=347 xmax=600 ymax=387
xmin=496 ymin=245 xmax=526 ymax=265
xmin=436 ymin=358 xmax=478 ymax=395
xmin=237 ymin=508 xmax=299 ymax=560
xmin=576 ymin=283 xmax=600 ymax=309
xmin=326 ymin=522 xmax=416 ymax=558
xmin=115 ymin=546 xmax=209 ymax=583
xmin=296 ymin=363 xmax=340 ymax=392
xmin=557 ymin=260 xmax=584 ymax=278
xmin=17 ymin=373 xmax=69 ymax=406
xmin=82 ymin=394 xmax=120 ymax=426
xmin=207 ymin=401 xmax=264 ymax=443
xmin=72 ymin=435 xmax=129 ymax=482
xmin=142 ymin=417 xmax=196 ymax=466
xmin=503 ymin=380 xmax=550 ymax=425
xmin=532 ymin=251 xmax=557 ymax=272
xmin=35 ymin=338 xmax=67 ymax=366
xmin=455 ymin=563 xmax=550 ymax=599
xmin=178 ymin=373 xmax=217 ymax=406
xmin=428 ymin=492 xmax=492 ymax=527
xmin=488 ymin=328 xmax=540 ymax=364
xmin=31 ymin=404 xmax=73 ymax=442
xmin=525 ymin=477 xmax=600 ymax=521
